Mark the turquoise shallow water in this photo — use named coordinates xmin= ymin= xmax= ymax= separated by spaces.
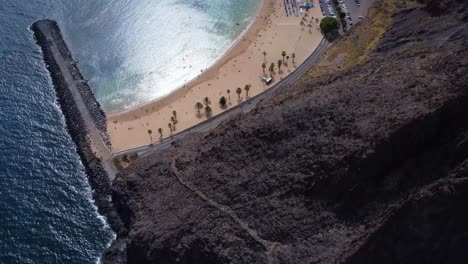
xmin=0 ymin=0 xmax=259 ymax=263
xmin=63 ymin=0 xmax=261 ymax=113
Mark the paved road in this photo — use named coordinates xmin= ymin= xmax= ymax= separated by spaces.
xmin=113 ymin=37 xmax=331 ymax=160
xmin=346 ymin=0 xmax=377 ymax=23
xmin=318 ymin=0 xmax=376 ymax=28
xmin=318 ymin=0 xmax=333 ymax=17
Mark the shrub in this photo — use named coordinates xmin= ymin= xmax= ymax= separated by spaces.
xmin=408 ymin=80 xmax=418 ymax=88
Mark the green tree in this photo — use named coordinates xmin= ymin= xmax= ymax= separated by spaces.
xmin=278 ymin=60 xmax=282 ymax=73
xmin=236 ymin=87 xmax=242 ymax=100
xmin=262 ymin=63 xmax=266 ymax=74
xmin=219 ymin=96 xmax=227 ymax=109
xmin=340 ymin=11 xmax=346 ymax=19
xmin=244 ymin=84 xmax=251 ymax=97
xmin=227 ymin=89 xmax=231 ymax=104
xmin=168 ymin=123 xmax=173 ymax=135
xmin=204 ymin=97 xmax=211 ymax=106
xmin=286 ymin=55 xmax=290 ymax=63
xmin=172 ymin=110 xmax=177 ymax=123
xmin=262 ymin=51 xmax=267 ymax=61
xmin=147 ymin=129 xmax=153 ymax=144
xmin=269 ymin=63 xmax=275 ymax=75
xmin=320 ymin=17 xmax=339 ymax=34
xmin=195 ymin=102 xmax=203 ymax=114
xmin=205 ymin=105 xmax=212 ymax=117
xmin=281 ymin=51 xmax=287 ymax=62
xmin=171 ymin=113 xmax=178 ymax=125
xmin=122 ymin=154 xmax=129 ymax=163
xmin=292 ymin=53 xmax=296 ymax=64
xmin=158 ymin=128 xmax=163 ymax=139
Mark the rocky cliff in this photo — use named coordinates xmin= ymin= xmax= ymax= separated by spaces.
xmin=104 ymin=0 xmax=468 ymax=263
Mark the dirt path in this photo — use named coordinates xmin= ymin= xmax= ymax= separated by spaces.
xmin=171 ymin=158 xmax=278 ymax=262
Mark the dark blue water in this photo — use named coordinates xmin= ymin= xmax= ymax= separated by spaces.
xmin=0 ymin=1 xmax=260 ymax=262
xmin=0 ymin=1 xmax=114 ymax=263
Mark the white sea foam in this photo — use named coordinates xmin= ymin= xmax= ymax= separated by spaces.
xmin=60 ymin=0 xmax=261 ymax=113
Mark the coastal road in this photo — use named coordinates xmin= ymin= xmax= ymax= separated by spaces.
xmin=113 ymin=37 xmax=330 ymax=160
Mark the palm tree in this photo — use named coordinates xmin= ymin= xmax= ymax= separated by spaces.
xmin=281 ymin=51 xmax=286 ymax=62
xmin=244 ymin=84 xmax=251 ymax=97
xmin=278 ymin=60 xmax=282 ymax=73
xmin=269 ymin=63 xmax=275 ymax=76
xmin=147 ymin=129 xmax=153 ymax=144
xmin=168 ymin=123 xmax=173 ymax=135
xmin=219 ymin=96 xmax=227 ymax=109
xmin=262 ymin=63 xmax=266 ymax=74
xmin=171 ymin=116 xmax=177 ymax=128
xmin=205 ymin=105 xmax=212 ymax=117
xmin=292 ymin=53 xmax=296 ymax=64
xmin=204 ymin=97 xmax=211 ymax=106
xmin=171 ymin=114 xmax=178 ymax=125
xmin=158 ymin=128 xmax=163 ymax=139
xmin=286 ymin=55 xmax=290 ymax=64
xmin=226 ymin=89 xmax=231 ymax=104
xmin=236 ymin=87 xmax=242 ymax=101
xmin=172 ymin=110 xmax=177 ymax=123
xmin=262 ymin=51 xmax=267 ymax=61
xmin=195 ymin=102 xmax=203 ymax=115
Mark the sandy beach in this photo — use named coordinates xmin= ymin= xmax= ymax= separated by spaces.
xmin=108 ymin=0 xmax=325 ymax=152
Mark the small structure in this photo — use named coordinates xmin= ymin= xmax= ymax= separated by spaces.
xmin=301 ymin=1 xmax=313 ymax=10
xmin=261 ymin=76 xmax=272 ymax=84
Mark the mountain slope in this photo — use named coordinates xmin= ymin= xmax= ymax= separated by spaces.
xmin=104 ymin=0 xmax=468 ymax=263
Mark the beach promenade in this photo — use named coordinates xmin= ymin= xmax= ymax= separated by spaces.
xmin=113 ymin=37 xmax=330 ymax=159
xmin=107 ymin=0 xmax=326 ymax=152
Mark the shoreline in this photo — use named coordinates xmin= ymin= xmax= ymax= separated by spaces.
xmin=108 ymin=0 xmax=326 ymax=152
xmin=31 ymin=20 xmax=126 ymax=262
xmin=108 ymin=0 xmax=272 ymax=118
xmin=107 ymin=0 xmax=267 ymax=117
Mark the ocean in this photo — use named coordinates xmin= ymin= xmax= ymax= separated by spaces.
xmin=0 ymin=0 xmax=260 ymax=263
xmin=63 ymin=0 xmax=261 ymax=113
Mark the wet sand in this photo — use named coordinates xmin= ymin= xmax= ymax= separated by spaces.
xmin=108 ymin=0 xmax=325 ymax=152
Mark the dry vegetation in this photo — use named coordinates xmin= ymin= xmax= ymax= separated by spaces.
xmin=114 ymin=153 xmax=139 ymax=170
xmin=300 ymin=0 xmax=422 ymax=79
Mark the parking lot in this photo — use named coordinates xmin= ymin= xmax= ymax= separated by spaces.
xmin=345 ymin=0 xmax=377 ymax=23
xmin=318 ymin=0 xmax=335 ymax=17
xmin=317 ymin=0 xmax=377 ymax=28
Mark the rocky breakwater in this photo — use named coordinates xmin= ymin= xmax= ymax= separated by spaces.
xmin=108 ymin=0 xmax=468 ymax=263
xmin=31 ymin=19 xmax=125 ymax=258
